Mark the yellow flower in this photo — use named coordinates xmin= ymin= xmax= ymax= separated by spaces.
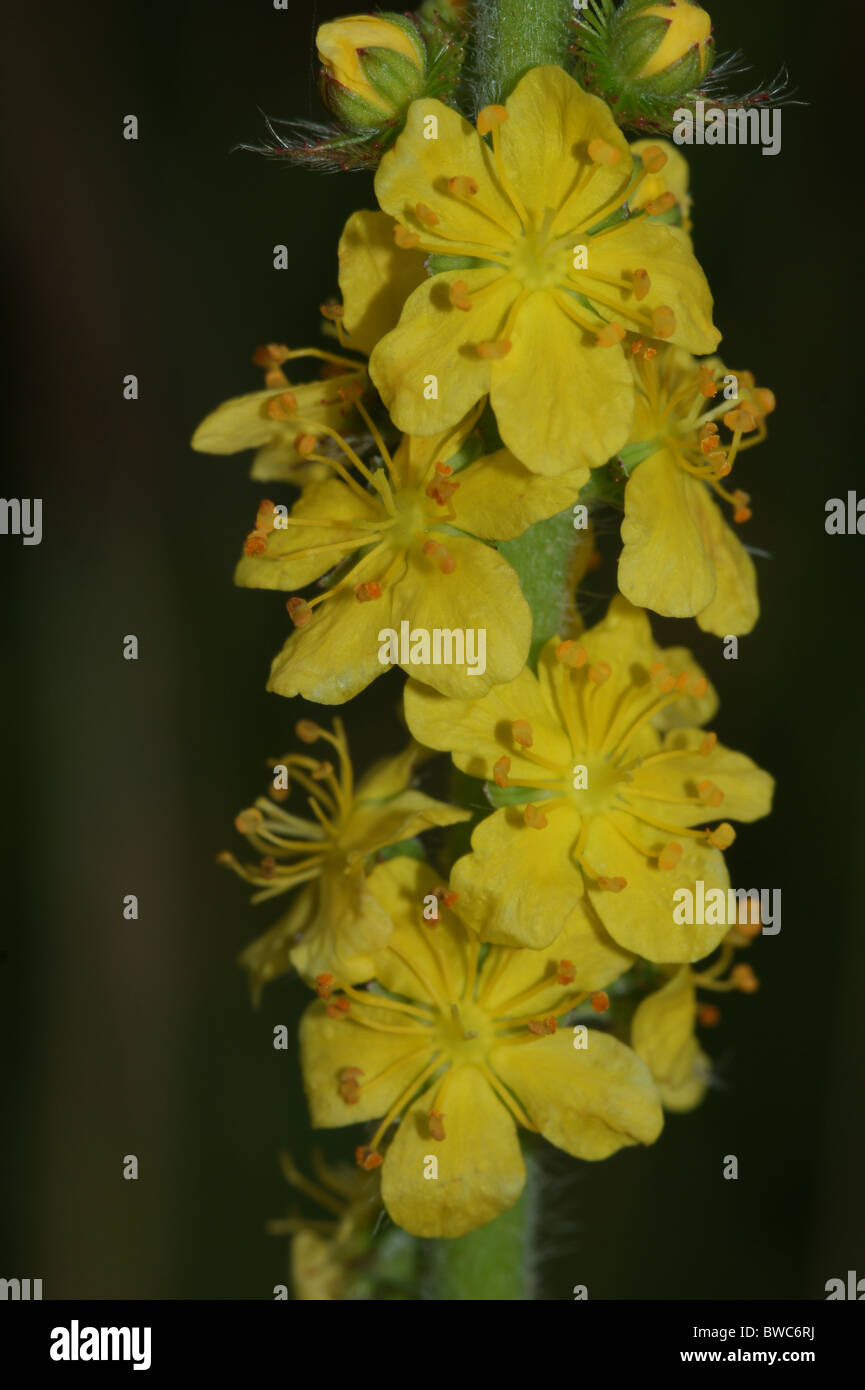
xmin=191 ymin=345 xmax=368 ymax=485
xmin=345 ymin=64 xmax=718 ymax=476
xmin=268 ymin=1153 xmax=382 ymax=1301
xmin=301 ymin=857 xmax=661 ymax=1238
xmin=404 ymin=597 xmax=774 ymax=963
xmin=629 ymin=138 xmax=693 ymax=236
xmin=236 ymin=395 xmax=584 ymax=702
xmin=619 ymin=344 xmax=776 ymax=635
xmin=631 ymin=966 xmax=710 ymax=1112
xmin=220 ymin=723 xmax=468 ymax=992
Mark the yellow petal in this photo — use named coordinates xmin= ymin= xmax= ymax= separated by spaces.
xmin=363 ymin=857 xmax=470 ymax=1005
xmin=453 ymin=448 xmax=588 ymax=540
xmin=451 ymin=804 xmax=584 ymax=949
xmin=343 ymin=788 xmax=469 ymax=856
xmin=380 ymin=1065 xmax=525 ymax=1237
xmin=390 ymin=535 xmax=532 ymax=695
xmin=492 ymin=1028 xmax=663 ymax=1159
xmin=291 ymin=1229 xmax=346 ymax=1301
xmin=267 ymin=563 xmax=395 ymax=705
xmin=489 ymin=289 xmax=633 ymax=473
xmin=235 ymin=479 xmax=382 ymax=592
xmin=403 ymin=665 xmax=568 ymax=782
xmin=630 ymin=138 xmax=693 ymax=236
xmin=354 ymin=742 xmax=423 ymax=801
xmin=481 ymin=900 xmax=633 ymax=1015
xmin=239 ymin=884 xmax=316 ymax=1005
xmin=629 ymin=728 xmax=774 ymax=827
xmin=370 ymin=269 xmax=516 ymax=436
xmin=694 ymin=492 xmax=760 ymax=637
xmin=338 ymin=210 xmax=427 ymax=354
xmin=191 ymin=375 xmax=363 ymax=478
xmin=289 ymin=862 xmax=394 ymax=983
xmin=584 ymin=815 xmax=730 ymax=962
xmin=500 ymin=66 xmax=633 ymax=242
xmin=375 ymin=98 xmax=521 ymax=253
xmin=588 ymin=220 xmax=720 ymax=354
xmin=619 ymin=449 xmax=718 ymax=618
xmin=631 ymin=966 xmax=710 ymax=1113
xmin=301 ymin=998 xmax=433 ymax=1127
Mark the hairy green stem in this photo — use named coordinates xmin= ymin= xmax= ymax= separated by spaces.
xmin=420 ymin=0 xmax=576 ymax=1307
xmin=473 ymin=0 xmax=574 ymax=104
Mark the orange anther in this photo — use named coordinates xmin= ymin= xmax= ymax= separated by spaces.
xmin=596 ymin=321 xmax=626 ymax=348
xmin=640 ymin=145 xmax=668 ymax=173
xmin=266 ymin=391 xmax=299 ymax=420
xmin=698 ymin=1003 xmax=721 ymax=1027
xmin=754 ymin=387 xmax=776 ymax=415
xmin=493 ymin=755 xmax=511 ymax=788
xmin=690 ymin=675 xmax=708 ymax=698
xmin=589 ymin=661 xmax=612 ymax=685
xmin=675 ymin=671 xmax=692 ymax=692
xmin=438 ymin=550 xmax=456 ymax=574
xmin=295 ymin=719 xmax=322 ymax=743
xmin=434 ymin=885 xmax=459 ymax=910
xmin=428 ymin=1109 xmax=446 ymax=1141
xmin=643 ymin=191 xmax=676 ymax=216
xmin=632 ymin=268 xmax=651 ymax=301
xmin=244 ymin=530 xmax=268 ymax=557
xmin=511 ymin=719 xmax=533 ymax=748
xmin=448 ymin=175 xmax=479 ymax=197
xmin=643 ymin=346 xmax=657 ymax=360
xmin=699 ymin=732 xmax=717 ymax=756
xmin=255 ymin=499 xmax=276 ymax=532
xmin=234 ymin=808 xmax=263 ymax=835
xmin=355 ymin=581 xmax=383 ymax=602
xmin=435 ymin=461 xmax=453 ymax=477
xmin=723 ymin=408 xmax=757 ymax=434
xmin=311 ymin=760 xmax=334 ymax=781
xmin=415 ymin=202 xmax=439 ymax=228
xmin=476 ymin=339 xmax=512 ymax=359
xmin=355 ymin=1146 xmax=383 ymax=1171
xmin=697 ymin=779 xmax=724 ymax=808
xmin=477 ymin=104 xmax=508 ymax=135
xmin=698 ymin=367 xmax=718 ymax=398
xmin=590 ymin=991 xmax=610 ymax=1013
xmin=338 ymin=379 xmax=364 ymax=405
xmin=422 ymin=539 xmax=441 ymax=557
xmin=556 ymin=639 xmax=587 ymax=668
xmin=339 ymin=1068 xmax=363 ymax=1104
xmin=326 ymin=996 xmax=350 ymax=1019
xmin=252 ymin=343 xmax=290 ymax=368
xmin=393 ymin=224 xmax=421 ymax=249
xmin=707 ymin=822 xmax=736 ymax=850
xmin=597 ymin=876 xmax=627 ymax=893
xmin=651 ymin=305 xmax=676 ymax=339
xmin=731 ymin=963 xmax=759 ymax=994
xmin=528 ymin=1016 xmax=557 ymax=1035
xmin=587 ymin=137 xmax=621 ymax=167
xmin=557 ymin=959 xmax=576 ymax=986
xmin=294 ymin=433 xmax=318 ymax=457
xmin=315 ymin=973 xmax=335 ymax=999
xmin=658 ymin=842 xmax=683 ymax=871
xmin=287 ymin=596 xmax=313 ymax=628
xmin=699 ymin=421 xmax=720 ymax=440
xmin=631 ymin=338 xmax=644 ymax=355
xmin=524 ymin=803 xmax=548 ymax=830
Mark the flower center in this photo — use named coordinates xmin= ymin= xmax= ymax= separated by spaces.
xmin=508 ymin=227 xmax=570 ymax=292
xmin=434 ymin=1001 xmax=493 ymax=1063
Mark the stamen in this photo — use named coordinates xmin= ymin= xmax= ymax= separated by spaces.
xmin=415 ymin=202 xmax=439 ymax=228
xmin=587 ymin=138 xmax=621 ymax=167
xmin=524 ymin=804 xmax=548 ymax=829
xmin=493 ymin=755 xmax=511 ymax=788
xmin=596 ymin=321 xmax=626 ymax=347
xmin=658 ymin=841 xmax=683 ymax=870
xmin=287 ymin=597 xmax=313 ymax=628
xmin=511 ymin=719 xmax=534 ymax=748
xmin=355 ymin=1146 xmax=383 ymax=1170
xmin=590 ymin=991 xmax=610 ymax=1012
xmin=651 ymin=306 xmax=676 ymax=338
xmin=643 ymin=192 xmax=676 ymax=216
xmin=393 ymin=225 xmax=421 ymax=249
xmin=632 ymin=268 xmax=651 ymax=301
xmin=355 ymin=581 xmax=383 ymax=602
xmin=448 ymin=175 xmax=478 ymax=197
xmin=527 ymin=1016 xmax=557 ymax=1036
xmin=707 ymin=822 xmax=736 ymax=850
xmin=640 ymin=145 xmax=668 ymax=173
xmin=476 ymin=339 xmax=512 ymax=359
xmin=449 ymin=280 xmax=473 ymax=311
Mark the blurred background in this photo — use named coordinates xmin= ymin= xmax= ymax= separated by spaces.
xmin=1 ymin=0 xmax=861 ymax=1299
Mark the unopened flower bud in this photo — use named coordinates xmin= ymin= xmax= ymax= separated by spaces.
xmin=316 ymin=14 xmax=427 ymax=133
xmin=574 ymin=0 xmax=716 ymax=131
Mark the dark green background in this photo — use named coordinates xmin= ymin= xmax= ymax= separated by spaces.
xmin=1 ymin=0 xmax=861 ymax=1299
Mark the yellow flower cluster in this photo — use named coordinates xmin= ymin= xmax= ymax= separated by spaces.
xmin=198 ymin=59 xmax=775 ymax=1286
